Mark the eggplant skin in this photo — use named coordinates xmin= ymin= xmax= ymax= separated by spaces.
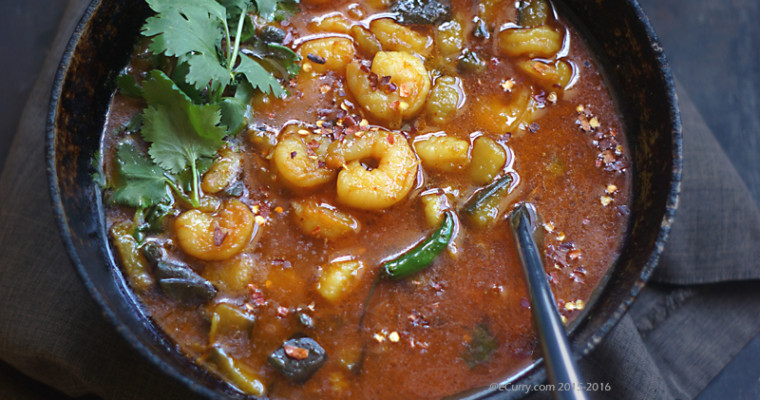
xmin=391 ymin=0 xmax=451 ymax=25
xmin=268 ymin=337 xmax=328 ymax=383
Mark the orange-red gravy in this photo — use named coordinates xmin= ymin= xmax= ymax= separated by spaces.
xmin=104 ymin=0 xmax=630 ymax=398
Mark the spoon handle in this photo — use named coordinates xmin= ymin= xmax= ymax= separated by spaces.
xmin=510 ymin=204 xmax=588 ymax=400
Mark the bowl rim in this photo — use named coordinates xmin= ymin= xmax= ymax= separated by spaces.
xmin=45 ymin=0 xmax=682 ymax=398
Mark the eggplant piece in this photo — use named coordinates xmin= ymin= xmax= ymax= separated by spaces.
xmin=391 ymin=0 xmax=451 ymax=25
xmin=268 ymin=337 xmax=327 ymax=383
xmin=462 ymin=323 xmax=498 ymax=368
xmin=142 ymin=243 xmax=217 ymax=306
xmin=457 ymin=49 xmax=486 ymax=73
xmin=260 ymin=25 xmax=286 ymax=44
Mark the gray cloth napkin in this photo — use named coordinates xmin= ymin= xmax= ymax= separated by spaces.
xmin=1 ymin=1 xmax=759 ymax=399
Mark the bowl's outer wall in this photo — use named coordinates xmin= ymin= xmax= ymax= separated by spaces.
xmin=47 ymin=0 xmax=680 ymax=399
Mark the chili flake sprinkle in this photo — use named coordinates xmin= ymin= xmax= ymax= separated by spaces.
xmin=283 ymin=344 xmax=310 ymax=360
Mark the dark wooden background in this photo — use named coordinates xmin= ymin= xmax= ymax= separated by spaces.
xmin=0 ymin=0 xmax=757 ymax=398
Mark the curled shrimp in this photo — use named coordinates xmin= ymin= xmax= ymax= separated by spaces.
xmin=175 ymin=199 xmax=256 ymax=261
xmin=327 ymin=130 xmax=418 ymax=210
xmin=346 ymin=51 xmax=431 ymax=128
xmin=271 ymin=125 xmax=336 ymax=191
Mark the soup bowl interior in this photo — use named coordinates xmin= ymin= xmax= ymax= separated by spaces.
xmin=47 ymin=0 xmax=680 ymax=398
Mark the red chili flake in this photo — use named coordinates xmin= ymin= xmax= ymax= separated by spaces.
xmin=609 ymin=158 xmax=630 ymax=172
xmin=307 ymin=139 xmax=320 ymax=150
xmin=390 ymin=100 xmax=400 ymax=110
xmin=387 ymin=133 xmax=394 ymax=144
xmin=344 ymin=126 xmax=359 ymax=136
xmin=258 ymin=202 xmax=272 ymax=218
xmin=595 ymin=158 xmax=603 ymax=168
xmin=598 ymin=138 xmax=614 ymax=150
xmin=430 ymin=281 xmax=445 ymax=292
xmin=528 ymin=123 xmax=539 ymax=133
xmin=359 ymin=60 xmax=372 ymax=73
xmin=343 ymin=115 xmax=357 ymax=128
xmin=573 ymin=266 xmax=587 ymax=276
xmin=368 ymin=72 xmax=379 ymax=90
xmin=283 ymin=344 xmax=310 ymax=360
xmin=568 ymin=249 xmax=582 ymax=261
xmin=290 ymin=151 xmax=297 ymax=159
xmin=311 ymin=226 xmax=321 ymax=234
xmin=489 ymin=57 xmax=501 ymax=68
xmin=213 ymin=226 xmax=228 ymax=246
xmin=577 ymin=114 xmax=591 ymax=132
xmin=387 ymin=82 xmax=398 ymax=92
xmin=307 ymin=53 xmax=327 ymax=64
xmin=602 ymin=150 xmax=616 ymax=164
xmin=248 ymin=284 xmax=267 ymax=307
xmin=336 ymin=109 xmax=347 ymax=120
xmin=277 ymin=306 xmax=290 ymax=317
xmin=520 ymin=297 xmax=531 ymax=309
xmin=318 ymin=160 xmax=327 ymax=168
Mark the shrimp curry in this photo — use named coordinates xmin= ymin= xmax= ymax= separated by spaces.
xmin=102 ymin=0 xmax=631 ymax=398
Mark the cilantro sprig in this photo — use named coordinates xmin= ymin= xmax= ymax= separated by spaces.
xmin=108 ymin=0 xmax=300 ymax=212
xmin=142 ymin=0 xmax=296 ymax=100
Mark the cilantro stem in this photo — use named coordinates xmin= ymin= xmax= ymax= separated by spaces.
xmin=163 ymin=176 xmax=196 ymax=208
xmin=223 ymin=20 xmax=232 ymax=75
xmin=190 ymin=159 xmax=201 ymax=208
xmin=228 ymin=8 xmax=248 ymax=79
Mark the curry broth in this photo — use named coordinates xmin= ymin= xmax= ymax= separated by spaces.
xmin=103 ymin=0 xmax=631 ymax=398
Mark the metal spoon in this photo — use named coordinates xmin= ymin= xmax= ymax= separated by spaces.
xmin=509 ymin=203 xmax=588 ymax=400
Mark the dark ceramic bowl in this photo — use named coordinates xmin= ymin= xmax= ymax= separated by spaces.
xmin=47 ymin=0 xmax=681 ymax=398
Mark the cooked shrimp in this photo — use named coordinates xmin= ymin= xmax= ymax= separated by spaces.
xmin=327 ymin=130 xmax=418 ymax=210
xmin=298 ymin=37 xmax=355 ymax=74
xmin=175 ymin=199 xmax=255 ymax=261
xmin=271 ymin=125 xmax=336 ymax=191
xmin=346 ymin=51 xmax=431 ymax=128
xmin=202 ymin=148 xmax=243 ymax=194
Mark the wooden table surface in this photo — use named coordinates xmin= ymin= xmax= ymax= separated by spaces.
xmin=0 ymin=0 xmax=758 ymax=398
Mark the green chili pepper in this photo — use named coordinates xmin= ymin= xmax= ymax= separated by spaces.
xmin=380 ymin=210 xmax=456 ymax=280
xmin=462 ymin=174 xmax=512 ymax=227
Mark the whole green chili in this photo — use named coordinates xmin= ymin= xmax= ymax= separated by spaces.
xmin=462 ymin=173 xmax=513 ymax=214
xmin=380 ymin=210 xmax=456 ymax=280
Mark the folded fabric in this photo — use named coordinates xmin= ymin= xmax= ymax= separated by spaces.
xmin=0 ymin=1 xmax=758 ymax=399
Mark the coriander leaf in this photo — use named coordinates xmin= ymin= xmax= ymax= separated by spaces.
xmin=219 ymin=0 xmax=253 ymax=16
xmin=462 ymin=323 xmax=498 ymax=368
xmin=254 ymin=0 xmax=278 ymax=21
xmin=142 ymin=0 xmax=230 ymax=92
xmin=110 ymin=142 xmax=170 ymax=208
xmin=141 ymin=70 xmax=227 ymax=174
xmin=219 ymin=80 xmax=254 ymax=135
xmin=274 ymin=0 xmax=300 ymax=21
xmin=236 ymin=54 xmax=284 ymax=97
xmin=116 ymin=73 xmax=143 ymax=97
xmin=219 ymin=97 xmax=248 ymax=135
xmin=171 ymin=62 xmax=206 ymax=104
xmin=267 ymin=43 xmax=301 ymax=76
